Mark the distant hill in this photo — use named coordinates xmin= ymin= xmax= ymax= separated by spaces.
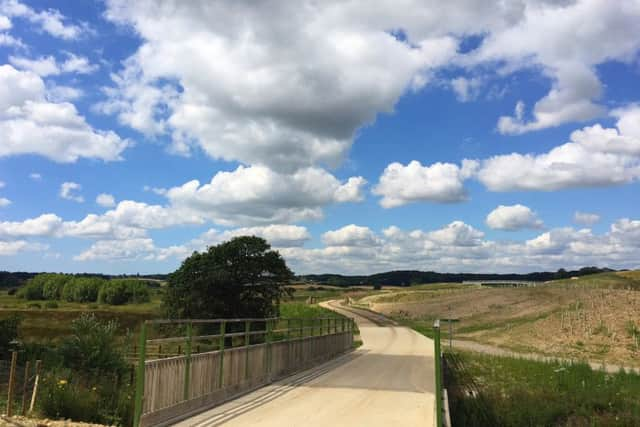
xmin=300 ymin=267 xmax=615 ymax=287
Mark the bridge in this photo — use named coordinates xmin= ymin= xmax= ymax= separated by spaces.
xmin=463 ymin=280 xmax=544 ymax=287
xmin=133 ymin=302 xmax=439 ymax=426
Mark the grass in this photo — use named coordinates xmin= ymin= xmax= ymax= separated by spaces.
xmin=445 ymin=350 xmax=640 ymax=427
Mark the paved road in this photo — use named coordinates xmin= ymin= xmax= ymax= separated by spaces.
xmin=175 ymin=301 xmax=436 ymax=427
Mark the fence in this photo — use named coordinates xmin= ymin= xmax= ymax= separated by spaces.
xmin=135 ymin=317 xmax=355 ymax=427
xmin=1 ymin=352 xmax=42 ymax=417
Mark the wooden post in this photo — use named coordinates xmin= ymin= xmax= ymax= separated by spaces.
xmin=218 ymin=320 xmax=226 ymax=388
xmin=244 ymin=320 xmax=250 ymax=381
xmin=184 ymin=322 xmax=193 ymax=401
xmin=20 ymin=360 xmax=30 ymax=415
xmin=266 ymin=319 xmax=273 ymax=377
xmin=133 ymin=322 xmax=147 ymax=427
xmin=28 ymin=360 xmax=41 ymax=414
xmin=7 ymin=351 xmax=17 ymax=417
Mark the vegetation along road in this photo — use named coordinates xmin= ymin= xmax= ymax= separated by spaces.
xmin=176 ymin=300 xmax=437 ymax=427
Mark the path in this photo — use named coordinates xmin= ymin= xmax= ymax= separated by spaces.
xmin=175 ymin=300 xmax=436 ymax=427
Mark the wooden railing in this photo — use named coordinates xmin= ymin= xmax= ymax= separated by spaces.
xmin=134 ymin=317 xmax=355 ymax=427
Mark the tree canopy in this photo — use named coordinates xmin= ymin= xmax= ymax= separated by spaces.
xmin=163 ymin=236 xmax=293 ymax=319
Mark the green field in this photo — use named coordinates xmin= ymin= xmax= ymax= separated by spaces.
xmin=445 ymin=351 xmax=640 ymax=427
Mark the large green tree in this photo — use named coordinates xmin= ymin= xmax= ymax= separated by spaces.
xmin=163 ymin=236 xmax=293 ymax=319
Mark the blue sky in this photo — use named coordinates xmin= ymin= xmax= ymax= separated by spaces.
xmin=0 ymin=0 xmax=639 ymax=275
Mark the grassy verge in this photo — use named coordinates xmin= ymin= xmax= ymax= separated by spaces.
xmin=444 ymin=351 xmax=640 ymax=427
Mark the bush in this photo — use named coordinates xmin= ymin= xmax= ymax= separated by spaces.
xmin=98 ymin=280 xmax=150 ymax=305
xmin=40 ymin=373 xmax=101 ymax=423
xmin=58 ymin=313 xmax=126 ymax=379
xmin=44 ymin=301 xmax=59 ymax=309
xmin=17 ymin=277 xmax=45 ymax=300
xmin=27 ymin=302 xmax=42 ymax=309
xmin=42 ymin=274 xmax=71 ymax=300
xmin=62 ymin=277 xmax=104 ymax=303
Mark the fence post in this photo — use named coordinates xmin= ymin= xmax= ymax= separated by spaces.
xmin=218 ymin=320 xmax=226 ymax=388
xmin=20 ymin=360 xmax=30 ymax=415
xmin=266 ymin=319 xmax=273 ymax=377
xmin=184 ymin=321 xmax=193 ymax=401
xmin=433 ymin=320 xmax=443 ymax=427
xmin=28 ymin=360 xmax=41 ymax=414
xmin=245 ymin=320 xmax=250 ymax=381
xmin=133 ymin=322 xmax=147 ymax=427
xmin=7 ymin=351 xmax=17 ymax=417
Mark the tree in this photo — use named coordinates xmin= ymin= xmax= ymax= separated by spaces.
xmin=163 ymin=236 xmax=293 ymax=319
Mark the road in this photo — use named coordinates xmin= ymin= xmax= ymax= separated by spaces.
xmin=175 ymin=301 xmax=436 ymax=427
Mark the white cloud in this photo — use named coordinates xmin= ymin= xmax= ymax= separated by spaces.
xmin=165 ymin=165 xmax=366 ymax=225
xmin=101 ymin=0 xmax=466 ymax=171
xmin=450 ymin=76 xmax=483 ymax=102
xmin=468 ymin=1 xmax=640 ymax=134
xmin=0 ymin=14 xmax=10 ymax=30
xmin=0 ymin=180 xmax=4 ymax=188
xmin=28 ymin=172 xmax=41 ymax=181
xmin=74 ymin=238 xmax=156 ymax=261
xmin=486 ymin=204 xmax=544 ymax=231
xmin=0 ymin=213 xmax=62 ymax=238
xmin=574 ymin=211 xmax=600 ymax=226
xmin=0 ymin=0 xmax=89 ymax=39
xmin=46 ymin=84 xmax=83 ymax=102
xmin=59 ymin=182 xmax=84 ymax=203
xmin=476 ymin=105 xmax=640 ymax=191
xmin=0 ymin=65 xmax=129 ymax=162
xmin=373 ymin=160 xmax=477 ymax=207
xmin=0 ymin=240 xmax=46 ymax=256
xmin=0 ymin=197 xmax=10 ymax=207
xmin=10 ymin=54 xmax=98 ymax=77
xmin=322 ymin=224 xmax=380 ymax=247
xmin=9 ymin=56 xmax=59 ymax=76
xmin=96 ymin=193 xmax=116 ymax=208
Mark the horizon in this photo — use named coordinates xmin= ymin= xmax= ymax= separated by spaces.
xmin=1 ymin=1 xmax=639 ymax=275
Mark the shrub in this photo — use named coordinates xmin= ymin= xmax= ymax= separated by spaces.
xmin=58 ymin=313 xmax=126 ymax=379
xmin=17 ymin=277 xmax=45 ymax=300
xmin=44 ymin=301 xmax=59 ymax=309
xmin=42 ymin=274 xmax=71 ymax=300
xmin=62 ymin=277 xmax=104 ymax=303
xmin=7 ymin=287 xmax=17 ymax=295
xmin=98 ymin=280 xmax=150 ymax=305
xmin=40 ymin=373 xmax=101 ymax=423
xmin=27 ymin=302 xmax=42 ymax=309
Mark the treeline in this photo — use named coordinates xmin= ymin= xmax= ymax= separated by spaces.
xmin=17 ymin=273 xmax=151 ymax=305
xmin=0 ymin=271 xmax=168 ymax=289
xmin=302 ymin=267 xmax=614 ymax=287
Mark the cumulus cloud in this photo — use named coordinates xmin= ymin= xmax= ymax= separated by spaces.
xmin=0 ymin=65 xmax=129 ymax=162
xmin=100 ymin=0 xmax=469 ymax=171
xmin=59 ymin=182 xmax=84 ymax=203
xmin=0 ymin=0 xmax=89 ymax=39
xmin=373 ymin=160 xmax=477 ymax=207
xmin=450 ymin=76 xmax=483 ymax=102
xmin=476 ymin=105 xmax=640 ymax=191
xmin=0 ymin=240 xmax=47 ymax=256
xmin=486 ymin=204 xmax=544 ymax=231
xmin=0 ymin=197 xmax=10 ymax=207
xmin=165 ymin=165 xmax=366 ymax=225
xmin=281 ymin=219 xmax=640 ymax=274
xmin=574 ymin=211 xmax=600 ymax=226
xmin=468 ymin=0 xmax=640 ymax=134
xmin=96 ymin=193 xmax=116 ymax=208
xmin=322 ymin=224 xmax=380 ymax=247
xmin=28 ymin=172 xmax=41 ymax=181
xmin=9 ymin=53 xmax=98 ymax=77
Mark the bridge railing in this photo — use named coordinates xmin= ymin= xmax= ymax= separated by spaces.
xmin=133 ymin=316 xmax=355 ymax=427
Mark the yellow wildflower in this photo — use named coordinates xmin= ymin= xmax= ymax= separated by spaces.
xmin=58 ymin=379 xmax=67 ymax=385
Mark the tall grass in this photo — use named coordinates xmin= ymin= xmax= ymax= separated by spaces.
xmin=445 ymin=351 xmax=640 ymax=426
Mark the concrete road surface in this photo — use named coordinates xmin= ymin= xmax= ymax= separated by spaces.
xmin=175 ymin=301 xmax=436 ymax=427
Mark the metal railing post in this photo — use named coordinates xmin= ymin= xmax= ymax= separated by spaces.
xmin=434 ymin=320 xmax=443 ymax=427
xmin=218 ymin=320 xmax=226 ymax=388
xmin=183 ymin=322 xmax=193 ymax=401
xmin=133 ymin=322 xmax=147 ymax=427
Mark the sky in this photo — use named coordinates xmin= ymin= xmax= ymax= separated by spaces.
xmin=0 ymin=0 xmax=639 ymax=275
